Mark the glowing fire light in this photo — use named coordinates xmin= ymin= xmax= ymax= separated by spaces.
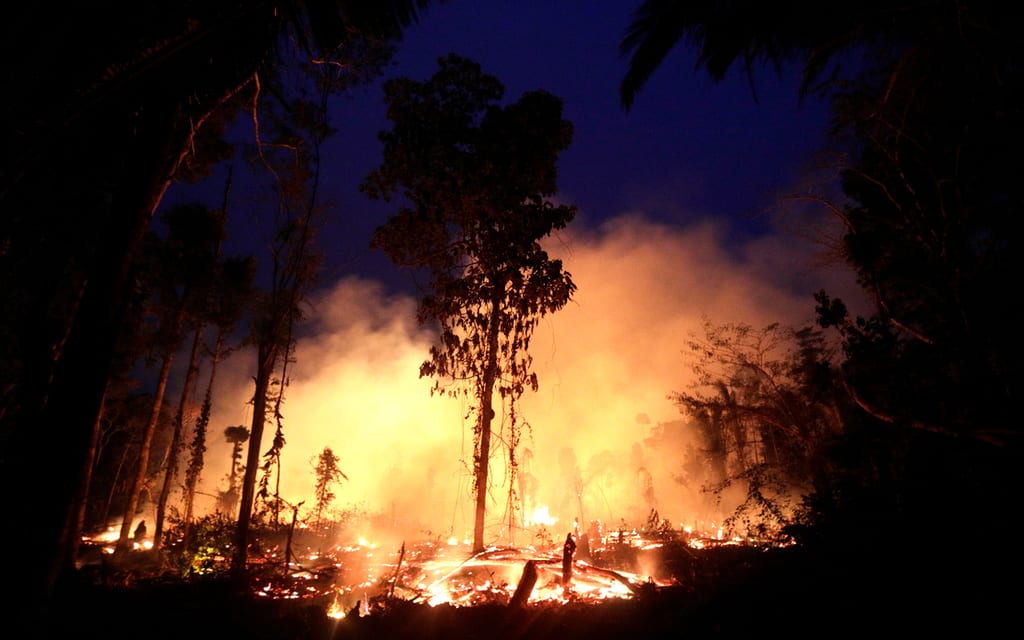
xmin=234 ymin=521 xmax=789 ymax=617
xmin=526 ymin=505 xmax=558 ymax=526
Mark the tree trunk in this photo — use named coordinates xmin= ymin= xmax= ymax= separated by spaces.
xmin=473 ymin=300 xmax=503 ymax=553
xmin=99 ymin=429 xmax=132 ymax=534
xmin=231 ymin=340 xmax=278 ymax=576
xmin=153 ymin=321 xmax=205 ymax=549
xmin=182 ymin=329 xmax=225 ymax=554
xmin=115 ymin=304 xmax=185 ymax=557
xmin=63 ymin=390 xmax=106 ymax=575
xmin=5 ymin=100 xmax=181 ymax=609
xmin=284 ymin=502 xmax=300 ymax=576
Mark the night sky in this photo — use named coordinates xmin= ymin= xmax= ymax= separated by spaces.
xmin=167 ymin=0 xmax=842 ymax=298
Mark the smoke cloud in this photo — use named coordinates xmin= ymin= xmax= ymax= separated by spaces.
xmin=197 ymin=210 xmax=865 ymax=547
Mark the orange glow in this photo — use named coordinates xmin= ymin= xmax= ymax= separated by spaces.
xmin=174 ymin=213 xmax=850 ymax=607
xmin=526 ymin=505 xmax=558 ymax=526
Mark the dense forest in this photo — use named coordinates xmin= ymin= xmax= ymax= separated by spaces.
xmin=1 ymin=1 xmax=1020 ymax=637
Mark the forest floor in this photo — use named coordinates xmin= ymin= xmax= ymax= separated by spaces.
xmin=27 ymin=538 xmax=1011 ymax=639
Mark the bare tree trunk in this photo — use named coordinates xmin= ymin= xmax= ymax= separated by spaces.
xmin=99 ymin=430 xmax=131 ymax=532
xmin=283 ymin=501 xmax=301 ymax=575
xmin=115 ymin=305 xmax=184 ymax=557
xmin=9 ymin=105 xmax=179 ymax=608
xmin=153 ymin=321 xmax=204 ymax=549
xmin=182 ymin=329 xmax=225 ymax=553
xmin=63 ymin=390 xmax=106 ymax=573
xmin=473 ymin=300 xmax=503 ymax=553
xmin=231 ymin=341 xmax=278 ymax=576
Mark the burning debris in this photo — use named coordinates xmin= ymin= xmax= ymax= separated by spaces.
xmin=239 ymin=519 xmax=771 ymax=621
xmin=74 ymin=505 xmax=786 ymax=629
xmin=231 ymin=531 xmax=674 ymax=620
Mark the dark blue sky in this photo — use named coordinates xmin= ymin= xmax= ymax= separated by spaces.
xmin=169 ymin=0 xmax=837 ymax=295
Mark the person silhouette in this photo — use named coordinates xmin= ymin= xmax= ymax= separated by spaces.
xmin=561 ymin=532 xmax=577 ymax=588
xmin=133 ymin=520 xmax=147 ymax=543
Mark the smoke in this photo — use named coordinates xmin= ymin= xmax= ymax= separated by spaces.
xmin=197 ymin=210 xmax=865 ymax=546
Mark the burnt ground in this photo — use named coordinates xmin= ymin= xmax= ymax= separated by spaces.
xmin=27 ymin=541 xmax=1013 ymax=639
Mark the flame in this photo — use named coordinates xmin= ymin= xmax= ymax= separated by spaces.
xmin=526 ymin=505 xmax=558 ymax=526
xmin=234 ymin=517 xmax=791 ymax=618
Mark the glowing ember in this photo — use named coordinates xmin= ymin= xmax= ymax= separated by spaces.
xmin=234 ymin=519 xmax=791 ymax=619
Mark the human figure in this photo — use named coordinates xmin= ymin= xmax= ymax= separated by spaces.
xmin=561 ymin=532 xmax=577 ymax=588
xmin=133 ymin=520 xmax=147 ymax=544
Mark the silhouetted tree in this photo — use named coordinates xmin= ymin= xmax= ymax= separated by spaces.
xmin=672 ymin=320 xmax=845 ymax=535
xmin=180 ymin=254 xmax=255 ymax=553
xmin=0 ymin=1 xmax=434 ymax=606
xmin=229 ymin=76 xmax=326 ymax=576
xmin=218 ymin=425 xmax=251 ymax=514
xmin=114 ymin=203 xmax=225 ymax=557
xmin=311 ymin=447 xmax=347 ymax=532
xmin=362 ymin=54 xmax=578 ymax=552
xmin=619 ymin=0 xmax=1023 ymax=551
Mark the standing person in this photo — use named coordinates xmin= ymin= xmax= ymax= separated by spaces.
xmin=132 ymin=520 xmax=147 ymax=546
xmin=562 ymin=532 xmax=577 ymax=589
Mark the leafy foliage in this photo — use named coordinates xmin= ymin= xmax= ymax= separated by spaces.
xmin=671 ymin=319 xmax=847 ymax=535
xmin=362 ymin=54 xmax=578 ymax=551
xmin=163 ymin=510 xmax=238 ymax=577
xmin=623 ymin=0 xmax=1022 ymax=563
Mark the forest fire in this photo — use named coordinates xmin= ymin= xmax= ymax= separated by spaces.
xmin=258 ymin=540 xmax=653 ymax=619
xmin=241 ymin=518 xmax=764 ymax=622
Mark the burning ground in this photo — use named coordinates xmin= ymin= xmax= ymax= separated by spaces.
xmin=51 ymin=530 xmax=1007 ymax=640
xmin=60 ymin=213 xmax=989 ymax=638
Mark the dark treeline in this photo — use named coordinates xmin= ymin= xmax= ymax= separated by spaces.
xmin=619 ymin=1 xmax=1022 ymax=626
xmin=0 ymin=0 xmax=434 ymax=626
xmin=2 ymin=0 xmax=1020 ymax=634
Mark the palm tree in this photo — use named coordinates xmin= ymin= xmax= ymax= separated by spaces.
xmin=618 ymin=0 xmax=914 ymax=110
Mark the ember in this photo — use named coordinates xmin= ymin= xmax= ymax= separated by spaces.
xmin=242 ymin=519 xmax=776 ymax=620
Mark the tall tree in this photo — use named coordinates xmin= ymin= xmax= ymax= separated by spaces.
xmin=228 ymin=58 xmax=328 ymax=577
xmin=113 ymin=203 xmax=225 ymax=557
xmin=152 ymin=308 xmax=205 ymax=551
xmin=362 ymin=54 xmax=578 ymax=552
xmin=311 ymin=446 xmax=348 ymax=532
xmin=1 ymin=1 xmax=435 ymax=607
xmin=180 ymin=256 xmax=256 ymax=553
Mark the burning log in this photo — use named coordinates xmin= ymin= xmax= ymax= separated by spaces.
xmin=509 ymin=559 xmax=538 ymax=608
xmin=388 ymin=542 xmax=406 ymax=599
xmin=574 ymin=562 xmax=642 ymax=596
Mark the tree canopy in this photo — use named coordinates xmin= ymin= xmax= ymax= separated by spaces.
xmin=363 ymin=54 xmax=578 ymax=552
xmin=621 ymin=0 xmax=1022 ymax=562
xmin=0 ymin=0 xmax=434 ymax=614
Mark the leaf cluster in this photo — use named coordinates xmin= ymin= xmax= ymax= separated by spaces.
xmin=363 ymin=54 xmax=578 ymax=404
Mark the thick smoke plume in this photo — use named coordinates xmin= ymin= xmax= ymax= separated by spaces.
xmin=198 ymin=211 xmax=863 ymax=547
